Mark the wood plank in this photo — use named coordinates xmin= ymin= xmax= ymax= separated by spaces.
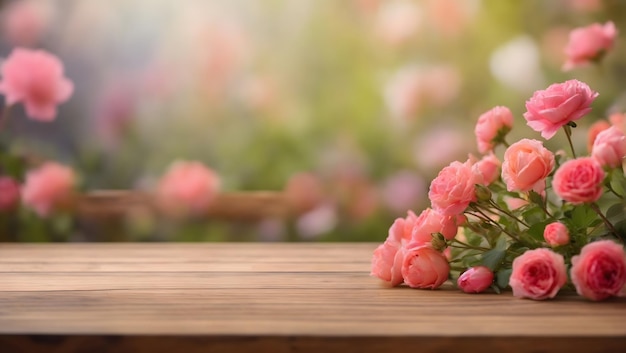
xmin=0 ymin=243 xmax=625 ymax=353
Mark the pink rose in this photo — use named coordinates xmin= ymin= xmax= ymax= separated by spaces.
xmin=410 ymin=208 xmax=462 ymax=245
xmin=501 ymin=139 xmax=555 ymax=193
xmin=609 ymin=112 xmax=626 ymax=133
xmin=543 ymin=222 xmax=570 ymax=247
xmin=1 ymin=1 xmax=51 ymax=47
xmin=552 ymin=157 xmax=605 ymax=204
xmin=571 ymin=240 xmax=626 ymax=301
xmin=587 ymin=120 xmax=611 ymax=152
xmin=402 ymin=244 xmax=450 ymax=289
xmin=0 ymin=176 xmax=20 ymax=211
xmin=428 ymin=159 xmax=479 ymax=216
xmin=21 ymin=162 xmax=76 ymax=217
xmin=156 ymin=160 xmax=220 ymax=218
xmin=371 ymin=218 xmax=406 ymax=286
xmin=457 ymin=266 xmax=494 ymax=293
xmin=0 ymin=48 xmax=74 ymax=122
xmin=523 ymin=80 xmax=598 ymax=139
xmin=473 ymin=153 xmax=501 ymax=185
xmin=509 ymin=248 xmax=567 ymax=300
xmin=563 ymin=21 xmax=617 ymax=71
xmin=474 ymin=106 xmax=514 ymax=154
xmin=591 ymin=126 xmax=626 ymax=168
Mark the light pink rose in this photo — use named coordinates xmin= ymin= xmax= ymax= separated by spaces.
xmin=21 ymin=162 xmax=76 ymax=217
xmin=402 ymin=244 xmax=450 ymax=289
xmin=552 ymin=157 xmax=605 ymax=204
xmin=587 ymin=120 xmax=611 ymax=152
xmin=543 ymin=222 xmax=570 ymax=247
xmin=0 ymin=176 xmax=20 ymax=211
xmin=371 ymin=218 xmax=406 ymax=286
xmin=156 ymin=161 xmax=220 ymax=218
xmin=591 ymin=126 xmax=626 ymax=168
xmin=473 ymin=153 xmax=501 ymax=185
xmin=509 ymin=248 xmax=567 ymax=300
xmin=563 ymin=21 xmax=617 ymax=71
xmin=457 ymin=266 xmax=494 ymax=293
xmin=474 ymin=106 xmax=514 ymax=154
xmin=428 ymin=159 xmax=479 ymax=216
xmin=501 ymin=139 xmax=555 ymax=193
xmin=571 ymin=240 xmax=626 ymax=301
xmin=410 ymin=208 xmax=462 ymax=245
xmin=0 ymin=48 xmax=74 ymax=122
xmin=523 ymin=80 xmax=598 ymax=139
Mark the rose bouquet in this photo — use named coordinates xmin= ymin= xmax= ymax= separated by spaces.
xmin=371 ymin=21 xmax=626 ymax=301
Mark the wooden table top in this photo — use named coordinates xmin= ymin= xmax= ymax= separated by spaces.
xmin=0 ymin=243 xmax=624 ymax=353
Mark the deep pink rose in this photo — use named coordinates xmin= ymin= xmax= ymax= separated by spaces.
xmin=587 ymin=120 xmax=611 ymax=152
xmin=428 ymin=159 xmax=478 ymax=216
xmin=473 ymin=153 xmax=501 ymax=185
xmin=474 ymin=106 xmax=514 ymax=154
xmin=591 ymin=126 xmax=626 ymax=168
xmin=563 ymin=21 xmax=617 ymax=71
xmin=523 ymin=80 xmax=598 ymax=139
xmin=156 ymin=160 xmax=220 ymax=217
xmin=21 ymin=162 xmax=76 ymax=217
xmin=457 ymin=266 xmax=494 ymax=293
xmin=552 ymin=157 xmax=605 ymax=204
xmin=410 ymin=208 xmax=462 ymax=245
xmin=402 ymin=244 xmax=450 ymax=289
xmin=501 ymin=139 xmax=555 ymax=193
xmin=0 ymin=176 xmax=20 ymax=211
xmin=0 ymin=48 xmax=74 ymax=121
xmin=509 ymin=248 xmax=567 ymax=300
xmin=371 ymin=218 xmax=405 ymax=286
xmin=543 ymin=222 xmax=570 ymax=247
xmin=571 ymin=240 xmax=626 ymax=301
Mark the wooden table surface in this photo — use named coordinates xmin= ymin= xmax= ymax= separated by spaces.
xmin=0 ymin=243 xmax=624 ymax=353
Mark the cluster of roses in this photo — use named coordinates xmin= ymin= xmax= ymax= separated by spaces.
xmin=0 ymin=48 xmax=220 ymax=220
xmin=371 ymin=77 xmax=626 ymax=301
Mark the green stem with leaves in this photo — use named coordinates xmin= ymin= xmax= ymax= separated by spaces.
xmin=469 ymin=205 xmax=522 ymax=243
xmin=590 ymin=202 xmax=620 ymax=239
xmin=563 ymin=124 xmax=577 ymax=159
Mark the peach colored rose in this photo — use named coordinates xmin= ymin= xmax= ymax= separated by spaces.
xmin=402 ymin=244 xmax=450 ymax=289
xmin=21 ymin=162 xmax=76 ymax=217
xmin=543 ymin=222 xmax=570 ymax=247
xmin=591 ymin=126 xmax=626 ymax=168
xmin=371 ymin=218 xmax=406 ymax=286
xmin=587 ymin=120 xmax=611 ymax=152
xmin=552 ymin=157 xmax=605 ymax=204
xmin=563 ymin=21 xmax=617 ymax=71
xmin=509 ymin=248 xmax=567 ymax=300
xmin=474 ymin=106 xmax=514 ymax=154
xmin=410 ymin=208 xmax=462 ymax=245
xmin=571 ymin=240 xmax=626 ymax=301
xmin=428 ymin=159 xmax=478 ymax=216
xmin=457 ymin=266 xmax=494 ymax=293
xmin=0 ymin=176 xmax=20 ymax=211
xmin=523 ymin=80 xmax=598 ymax=139
xmin=156 ymin=160 xmax=220 ymax=218
xmin=473 ymin=153 xmax=501 ymax=185
xmin=0 ymin=48 xmax=74 ymax=122
xmin=501 ymin=139 xmax=555 ymax=193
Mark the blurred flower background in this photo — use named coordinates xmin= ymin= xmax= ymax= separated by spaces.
xmin=0 ymin=0 xmax=625 ymax=242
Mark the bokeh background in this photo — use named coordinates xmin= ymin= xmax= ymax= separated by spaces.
xmin=1 ymin=0 xmax=625 ymax=242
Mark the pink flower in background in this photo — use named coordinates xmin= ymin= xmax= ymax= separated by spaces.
xmin=475 ymin=106 xmax=514 ymax=154
xmin=586 ymin=120 xmax=611 ymax=152
xmin=156 ymin=161 xmax=220 ymax=217
xmin=591 ymin=126 xmax=626 ymax=168
xmin=504 ymin=196 xmax=529 ymax=210
xmin=523 ymin=80 xmax=598 ymax=139
xmin=21 ymin=162 xmax=76 ymax=217
xmin=414 ymin=127 xmax=471 ymax=171
xmin=419 ymin=65 xmax=461 ymax=107
xmin=509 ymin=248 xmax=567 ymax=300
xmin=0 ymin=48 xmax=73 ymax=122
xmin=381 ymin=170 xmax=426 ymax=214
xmin=457 ymin=266 xmax=494 ymax=293
xmin=371 ymin=218 xmax=406 ymax=286
xmin=543 ymin=222 xmax=570 ymax=247
xmin=502 ymin=139 xmax=555 ymax=193
xmin=384 ymin=66 xmax=422 ymax=122
xmin=563 ymin=21 xmax=617 ymax=71
xmin=285 ymin=172 xmax=325 ymax=214
xmin=410 ymin=208 xmax=461 ymax=245
xmin=402 ymin=244 xmax=450 ymax=289
xmin=553 ymin=157 xmax=605 ymax=204
xmin=473 ymin=153 xmax=501 ymax=185
xmin=0 ymin=176 xmax=20 ymax=211
xmin=609 ymin=112 xmax=626 ymax=133
xmin=296 ymin=203 xmax=338 ymax=240
xmin=571 ymin=240 xmax=626 ymax=301
xmin=374 ymin=0 xmax=422 ymax=47
xmin=1 ymin=1 xmax=51 ymax=47
xmin=428 ymin=159 xmax=479 ymax=216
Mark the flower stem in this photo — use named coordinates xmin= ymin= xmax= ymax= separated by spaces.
xmin=451 ymin=239 xmax=490 ymax=251
xmin=470 ymin=205 xmax=522 ymax=242
xmin=590 ymin=202 xmax=620 ymax=239
xmin=563 ymin=125 xmax=577 ymax=158
xmin=606 ymin=182 xmax=624 ymax=199
xmin=488 ymin=200 xmax=530 ymax=227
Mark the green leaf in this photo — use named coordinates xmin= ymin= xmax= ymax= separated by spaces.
xmin=610 ymin=170 xmax=626 ymax=198
xmin=481 ymin=235 xmax=507 ymax=270
xmin=606 ymin=202 xmax=626 ymax=224
xmin=570 ymin=204 xmax=597 ymax=229
xmin=526 ymin=221 xmax=550 ymax=241
xmin=522 ymin=206 xmax=545 ymax=225
xmin=496 ymin=268 xmax=512 ymax=289
xmin=528 ymin=190 xmax=544 ymax=206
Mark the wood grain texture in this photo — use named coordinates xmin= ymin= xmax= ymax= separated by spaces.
xmin=0 ymin=243 xmax=625 ymax=353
